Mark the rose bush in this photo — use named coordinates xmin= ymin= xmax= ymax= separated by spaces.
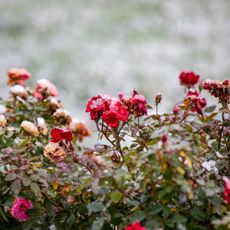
xmin=0 ymin=69 xmax=229 ymax=229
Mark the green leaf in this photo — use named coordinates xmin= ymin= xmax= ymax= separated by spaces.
xmin=109 ymin=191 xmax=123 ymax=203
xmin=30 ymin=183 xmax=41 ymax=200
xmin=130 ymin=211 xmax=146 ymax=222
xmin=150 ymin=204 xmax=164 ymax=216
xmin=5 ymin=173 xmax=17 ymax=181
xmin=211 ymin=196 xmax=222 ymax=212
xmin=91 ymin=218 xmax=105 ymax=230
xmin=200 ymin=112 xmax=218 ymax=122
xmin=11 ymin=179 xmax=21 ymax=195
xmin=22 ymin=177 xmax=31 ymax=186
xmin=87 ymin=201 xmax=104 ymax=215
xmin=204 ymin=105 xmax=216 ymax=113
xmin=191 ymin=208 xmax=205 ymax=221
xmin=66 ymin=214 xmax=76 ymax=227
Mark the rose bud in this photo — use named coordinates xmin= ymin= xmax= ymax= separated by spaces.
xmin=161 ymin=134 xmax=168 ymax=143
xmin=155 ymin=93 xmax=162 ymax=105
xmin=172 ymin=105 xmax=180 ymax=115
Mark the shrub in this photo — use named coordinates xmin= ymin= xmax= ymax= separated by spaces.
xmin=0 ymin=69 xmax=229 ymax=230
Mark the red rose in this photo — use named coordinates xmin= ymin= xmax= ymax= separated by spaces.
xmin=102 ymin=102 xmax=129 ymax=128
xmin=223 ymin=177 xmax=230 ymax=204
xmin=131 ymin=90 xmax=147 ymax=116
xmin=119 ymin=90 xmax=147 ymax=117
xmin=125 ymin=221 xmax=148 ymax=230
xmin=110 ymin=102 xmax=129 ymax=121
xmin=202 ymin=80 xmax=212 ymax=90
xmin=186 ymin=90 xmax=207 ymax=115
xmin=179 ymin=71 xmax=200 ymax=87
xmin=86 ymin=95 xmax=110 ymax=120
xmin=102 ymin=110 xmax=120 ymax=128
xmin=51 ymin=128 xmax=73 ymax=142
xmin=202 ymin=79 xmax=229 ymax=109
xmin=223 ymin=80 xmax=229 ymax=86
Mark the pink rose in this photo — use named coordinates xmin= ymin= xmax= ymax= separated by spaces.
xmin=10 ymin=198 xmax=33 ymax=222
xmin=33 ymin=79 xmax=58 ymax=100
xmin=125 ymin=221 xmax=148 ymax=230
xmin=223 ymin=177 xmax=230 ymax=204
xmin=7 ymin=68 xmax=31 ymax=86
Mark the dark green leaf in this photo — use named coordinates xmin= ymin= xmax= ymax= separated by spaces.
xmin=5 ymin=173 xmax=17 ymax=181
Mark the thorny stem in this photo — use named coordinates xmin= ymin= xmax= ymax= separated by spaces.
xmin=96 ymin=120 xmax=115 ymax=147
xmin=72 ymin=155 xmax=94 ymax=176
xmin=218 ymin=112 xmax=226 ymax=150
xmin=97 ymin=120 xmax=126 ymax=164
xmin=117 ymin=121 xmax=127 ymax=134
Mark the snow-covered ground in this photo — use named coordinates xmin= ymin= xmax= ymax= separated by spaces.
xmin=0 ymin=0 xmax=229 ymax=120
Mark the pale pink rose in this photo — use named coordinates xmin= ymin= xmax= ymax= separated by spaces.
xmin=33 ymin=79 xmax=58 ymax=100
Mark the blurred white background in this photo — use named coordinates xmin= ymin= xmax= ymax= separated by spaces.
xmin=0 ymin=0 xmax=229 ymax=120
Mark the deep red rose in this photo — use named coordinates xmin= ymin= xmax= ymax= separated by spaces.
xmin=125 ymin=221 xmax=147 ymax=230
xmin=223 ymin=80 xmax=229 ymax=86
xmin=223 ymin=177 xmax=230 ymax=204
xmin=202 ymin=79 xmax=229 ymax=108
xmin=202 ymin=80 xmax=212 ymax=90
xmin=187 ymin=90 xmax=199 ymax=99
xmin=179 ymin=71 xmax=200 ymax=87
xmin=186 ymin=90 xmax=207 ymax=115
xmin=110 ymin=102 xmax=129 ymax=121
xmin=51 ymin=128 xmax=73 ymax=142
xmin=102 ymin=101 xmax=129 ymax=128
xmin=102 ymin=110 xmax=120 ymax=128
